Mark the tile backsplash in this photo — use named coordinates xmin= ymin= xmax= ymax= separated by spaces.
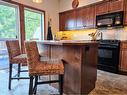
xmin=55 ymin=27 xmax=127 ymax=41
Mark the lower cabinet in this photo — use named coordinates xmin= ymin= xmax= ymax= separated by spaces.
xmin=119 ymin=42 xmax=127 ymax=72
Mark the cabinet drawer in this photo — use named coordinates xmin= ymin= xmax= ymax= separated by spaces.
xmin=121 ymin=42 xmax=127 ymax=49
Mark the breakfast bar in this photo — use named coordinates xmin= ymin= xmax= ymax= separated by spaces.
xmin=37 ymin=40 xmax=98 ymax=94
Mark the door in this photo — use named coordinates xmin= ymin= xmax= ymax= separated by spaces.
xmin=24 ymin=8 xmax=44 ymax=41
xmin=109 ymin=0 xmax=124 ymax=12
xmin=0 ymin=1 xmax=19 ymax=69
xmin=76 ymin=8 xmax=84 ymax=29
xmin=85 ymin=5 xmax=95 ymax=28
xmin=95 ymin=1 xmax=109 ymax=15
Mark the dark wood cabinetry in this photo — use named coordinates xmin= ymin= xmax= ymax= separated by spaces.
xmin=59 ymin=5 xmax=95 ymax=31
xmin=59 ymin=0 xmax=126 ymax=31
xmin=119 ymin=42 xmax=127 ymax=72
xmin=109 ymin=0 xmax=124 ymax=12
xmin=124 ymin=0 xmax=127 ymax=25
xmin=95 ymin=1 xmax=109 ymax=15
xmin=59 ymin=13 xmax=66 ymax=31
xmin=84 ymin=5 xmax=95 ymax=28
xmin=59 ymin=11 xmax=76 ymax=31
xmin=96 ymin=0 xmax=124 ymax=15
xmin=75 ymin=8 xmax=84 ymax=29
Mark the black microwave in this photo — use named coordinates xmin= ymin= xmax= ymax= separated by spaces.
xmin=96 ymin=11 xmax=124 ymax=28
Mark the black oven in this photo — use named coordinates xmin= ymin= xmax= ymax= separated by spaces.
xmin=98 ymin=40 xmax=120 ymax=73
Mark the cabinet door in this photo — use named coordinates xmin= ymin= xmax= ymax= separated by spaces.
xmin=59 ymin=13 xmax=66 ymax=31
xmin=109 ymin=0 xmax=124 ymax=12
xmin=95 ymin=1 xmax=109 ymax=15
xmin=65 ymin=10 xmax=76 ymax=30
xmin=120 ymin=50 xmax=127 ymax=71
xmin=124 ymin=0 xmax=127 ymax=25
xmin=76 ymin=8 xmax=84 ymax=29
xmin=85 ymin=5 xmax=95 ymax=28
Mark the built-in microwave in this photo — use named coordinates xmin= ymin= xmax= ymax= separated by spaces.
xmin=96 ymin=11 xmax=124 ymax=28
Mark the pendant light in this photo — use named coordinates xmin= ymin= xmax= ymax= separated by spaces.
xmin=32 ymin=0 xmax=42 ymax=3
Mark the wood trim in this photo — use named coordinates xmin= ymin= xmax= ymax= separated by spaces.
xmin=19 ymin=4 xmax=25 ymax=53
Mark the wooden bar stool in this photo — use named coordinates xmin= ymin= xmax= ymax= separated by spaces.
xmin=25 ymin=41 xmax=64 ymax=95
xmin=6 ymin=40 xmax=29 ymax=90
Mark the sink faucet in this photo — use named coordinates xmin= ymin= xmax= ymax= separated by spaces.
xmin=100 ymin=31 xmax=103 ymax=40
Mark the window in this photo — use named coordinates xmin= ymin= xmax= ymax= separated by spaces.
xmin=24 ymin=8 xmax=44 ymax=40
xmin=0 ymin=1 xmax=19 ymax=39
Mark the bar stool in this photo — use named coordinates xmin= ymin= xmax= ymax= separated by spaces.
xmin=25 ymin=41 xmax=64 ymax=95
xmin=6 ymin=40 xmax=29 ymax=90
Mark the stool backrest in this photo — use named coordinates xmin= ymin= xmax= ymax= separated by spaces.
xmin=25 ymin=41 xmax=40 ymax=69
xmin=6 ymin=40 xmax=21 ymax=61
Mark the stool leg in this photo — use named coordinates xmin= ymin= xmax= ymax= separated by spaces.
xmin=59 ymin=75 xmax=63 ymax=95
xmin=18 ymin=64 xmax=20 ymax=79
xmin=8 ymin=64 xmax=12 ymax=90
xmin=29 ymin=76 xmax=34 ymax=95
xmin=33 ymin=76 xmax=38 ymax=94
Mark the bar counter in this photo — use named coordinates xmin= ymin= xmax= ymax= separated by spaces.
xmin=37 ymin=40 xmax=98 ymax=95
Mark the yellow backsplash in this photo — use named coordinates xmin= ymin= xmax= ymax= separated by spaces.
xmin=55 ymin=27 xmax=127 ymax=40
xmin=55 ymin=29 xmax=97 ymax=40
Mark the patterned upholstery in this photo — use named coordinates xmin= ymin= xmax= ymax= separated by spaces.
xmin=25 ymin=41 xmax=64 ymax=76
xmin=6 ymin=40 xmax=27 ymax=65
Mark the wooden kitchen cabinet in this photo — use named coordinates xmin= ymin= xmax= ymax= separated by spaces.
xmin=65 ymin=10 xmax=76 ymax=30
xmin=124 ymin=0 xmax=127 ymax=25
xmin=59 ymin=5 xmax=95 ymax=30
xmin=109 ymin=0 xmax=124 ymax=12
xmin=59 ymin=12 xmax=66 ymax=31
xmin=59 ymin=10 xmax=76 ymax=31
xmin=76 ymin=8 xmax=84 ymax=29
xmin=95 ymin=1 xmax=109 ymax=15
xmin=119 ymin=42 xmax=127 ymax=72
xmin=96 ymin=0 xmax=124 ymax=15
xmin=84 ymin=5 xmax=96 ymax=28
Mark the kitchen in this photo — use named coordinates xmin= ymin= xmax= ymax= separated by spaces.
xmin=0 ymin=0 xmax=127 ymax=95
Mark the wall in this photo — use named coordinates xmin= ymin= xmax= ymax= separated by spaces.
xmin=12 ymin=0 xmax=59 ymax=36
xmin=59 ymin=0 xmax=102 ymax=12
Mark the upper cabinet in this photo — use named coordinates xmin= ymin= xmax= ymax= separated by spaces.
xmin=59 ymin=11 xmax=76 ymax=31
xmin=95 ymin=1 xmax=109 ymax=15
xmin=84 ymin=5 xmax=95 ymax=28
xmin=59 ymin=5 xmax=95 ymax=31
xmin=75 ymin=8 xmax=84 ymax=29
xmin=124 ymin=0 xmax=127 ymax=25
xmin=59 ymin=0 xmax=127 ymax=31
xmin=109 ymin=0 xmax=124 ymax=12
xmin=96 ymin=0 xmax=124 ymax=15
xmin=59 ymin=13 xmax=66 ymax=31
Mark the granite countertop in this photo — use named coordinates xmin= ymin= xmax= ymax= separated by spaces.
xmin=37 ymin=40 xmax=98 ymax=45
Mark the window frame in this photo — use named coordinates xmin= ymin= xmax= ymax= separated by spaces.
xmin=0 ymin=0 xmax=20 ymax=40
xmin=24 ymin=7 xmax=45 ymax=40
xmin=0 ymin=0 xmax=46 ymax=52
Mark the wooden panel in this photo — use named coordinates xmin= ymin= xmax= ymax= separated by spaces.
xmin=124 ymin=0 xmax=127 ymax=25
xmin=85 ymin=5 xmax=95 ymax=28
xmin=50 ymin=45 xmax=97 ymax=94
xmin=95 ymin=1 xmax=109 ymax=15
xmin=59 ymin=13 xmax=66 ymax=31
xmin=120 ymin=50 xmax=127 ymax=72
xmin=119 ymin=42 xmax=127 ymax=72
xmin=120 ymin=42 xmax=127 ymax=49
xmin=65 ymin=10 xmax=76 ymax=30
xmin=109 ymin=0 xmax=124 ymax=12
xmin=76 ymin=8 xmax=84 ymax=29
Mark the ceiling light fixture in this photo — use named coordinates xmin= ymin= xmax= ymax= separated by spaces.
xmin=32 ymin=0 xmax=43 ymax=3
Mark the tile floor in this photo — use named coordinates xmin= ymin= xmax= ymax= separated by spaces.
xmin=0 ymin=68 xmax=127 ymax=95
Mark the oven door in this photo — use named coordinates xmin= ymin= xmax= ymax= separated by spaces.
xmin=98 ymin=45 xmax=119 ymax=72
